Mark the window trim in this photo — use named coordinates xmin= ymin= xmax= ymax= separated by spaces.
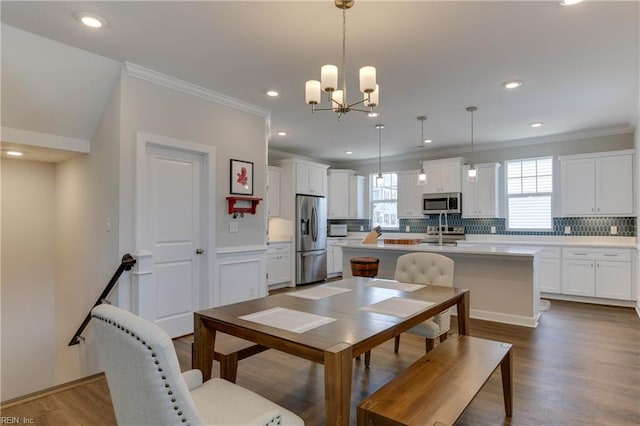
xmin=369 ymin=171 xmax=399 ymax=231
xmin=505 ymin=157 xmax=554 ymax=232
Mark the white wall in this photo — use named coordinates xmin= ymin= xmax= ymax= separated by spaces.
xmin=1 ymin=159 xmax=56 ymax=401
xmin=118 ymin=71 xmax=268 ymax=256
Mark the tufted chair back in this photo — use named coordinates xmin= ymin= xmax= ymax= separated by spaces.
xmin=92 ymin=304 xmax=205 ymax=426
xmin=394 ymin=253 xmax=454 ymax=286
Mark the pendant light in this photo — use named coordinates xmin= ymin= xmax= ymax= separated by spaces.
xmin=417 ymin=116 xmax=428 ymax=185
xmin=375 ymin=124 xmax=384 ymax=187
xmin=466 ymin=106 xmax=478 ymax=182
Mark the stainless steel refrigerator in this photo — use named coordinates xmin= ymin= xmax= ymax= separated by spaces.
xmin=295 ymin=194 xmax=327 ymax=285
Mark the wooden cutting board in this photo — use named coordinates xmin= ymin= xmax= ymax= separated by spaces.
xmin=383 ymin=238 xmax=422 ymax=245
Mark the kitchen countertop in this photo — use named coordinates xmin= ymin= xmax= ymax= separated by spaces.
xmin=342 ymin=241 xmax=539 ymax=258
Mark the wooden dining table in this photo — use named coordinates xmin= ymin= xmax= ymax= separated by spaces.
xmin=193 ymin=277 xmax=470 ymax=425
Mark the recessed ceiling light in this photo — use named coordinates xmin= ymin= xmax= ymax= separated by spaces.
xmin=530 ymin=122 xmax=543 ymax=128
xmin=368 ymin=112 xmax=379 ymax=118
xmin=277 ymin=131 xmax=287 ymax=136
xmin=266 ymin=90 xmax=280 ymax=97
xmin=345 ymin=151 xmax=353 ymax=155
xmin=423 ymin=139 xmax=432 ymax=144
xmin=560 ymin=0 xmax=583 ymax=6
xmin=6 ymin=150 xmax=24 ymax=157
xmin=75 ymin=12 xmax=107 ymax=29
xmin=503 ymin=80 xmax=523 ymax=89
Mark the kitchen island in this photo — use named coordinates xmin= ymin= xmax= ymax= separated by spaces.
xmin=342 ymin=242 xmax=540 ymax=327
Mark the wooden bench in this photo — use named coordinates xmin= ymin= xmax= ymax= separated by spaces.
xmin=357 ymin=335 xmax=513 ymax=426
xmin=192 ymin=333 xmax=268 ymax=383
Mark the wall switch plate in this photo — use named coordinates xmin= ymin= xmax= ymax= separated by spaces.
xmin=405 ymin=225 xmax=410 ymax=232
xmin=490 ymin=226 xmax=496 ymax=234
xmin=564 ymin=226 xmax=571 ymax=235
xmin=611 ymin=225 xmax=618 ymax=235
xmin=360 ymin=225 xmax=364 ymax=231
xmin=229 ymin=222 xmax=239 ymax=233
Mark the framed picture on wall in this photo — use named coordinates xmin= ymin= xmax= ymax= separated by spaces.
xmin=230 ymin=159 xmax=254 ymax=195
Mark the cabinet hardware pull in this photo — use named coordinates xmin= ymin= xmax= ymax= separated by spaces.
xmin=603 ymin=254 xmax=617 ymax=257
xmin=574 ymin=253 xmax=587 ymax=255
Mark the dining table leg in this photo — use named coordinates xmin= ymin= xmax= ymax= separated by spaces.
xmin=456 ymin=290 xmax=470 ymax=336
xmin=324 ymin=342 xmax=353 ymax=425
xmin=193 ymin=313 xmax=216 ymax=381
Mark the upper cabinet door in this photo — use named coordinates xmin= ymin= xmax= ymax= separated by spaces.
xmin=561 ymin=158 xmax=596 ymax=215
xmin=327 ymin=171 xmax=351 ymax=218
xmin=596 ymin=155 xmax=633 ymax=215
xmin=440 ymin=162 xmax=462 ymax=193
xmin=397 ymin=171 xmax=423 ymax=218
xmin=560 ymin=151 xmax=634 ymax=216
xmin=267 ymin=166 xmax=281 ymax=217
xmin=422 ymin=164 xmax=442 ymax=194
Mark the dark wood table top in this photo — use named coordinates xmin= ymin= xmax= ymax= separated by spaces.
xmin=195 ymin=277 xmax=468 ymax=361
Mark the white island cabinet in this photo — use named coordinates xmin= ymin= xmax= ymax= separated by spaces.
xmin=559 ymin=150 xmax=634 ymax=216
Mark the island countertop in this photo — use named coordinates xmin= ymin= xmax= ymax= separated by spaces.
xmin=343 ymin=241 xmax=540 ymax=258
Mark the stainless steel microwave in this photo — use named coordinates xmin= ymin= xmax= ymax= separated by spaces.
xmin=422 ymin=192 xmax=461 ymax=214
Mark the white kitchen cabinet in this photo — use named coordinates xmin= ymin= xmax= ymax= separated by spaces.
xmin=297 ymin=162 xmax=327 ymax=196
xmin=538 ymin=247 xmax=562 ymax=294
xmin=327 ymin=239 xmax=345 ymax=276
xmin=397 ymin=170 xmax=424 ymax=218
xmin=328 ymin=170 xmax=365 ymax=219
xmin=461 ymin=163 xmax=500 ymax=218
xmin=349 ymin=175 xmax=366 ymax=219
xmin=561 ymin=247 xmax=632 ymax=300
xmin=559 ymin=150 xmax=634 ymax=216
xmin=422 ymin=158 xmax=464 ymax=194
xmin=267 ymin=166 xmax=281 ymax=217
xmin=266 ymin=242 xmax=291 ymax=287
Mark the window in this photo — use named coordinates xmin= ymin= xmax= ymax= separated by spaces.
xmin=370 ymin=172 xmax=398 ymax=229
xmin=506 ymin=157 xmax=553 ymax=230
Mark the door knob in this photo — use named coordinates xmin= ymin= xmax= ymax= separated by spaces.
xmin=196 ymin=248 xmax=204 ymax=255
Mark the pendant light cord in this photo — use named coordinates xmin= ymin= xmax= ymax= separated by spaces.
xmin=341 ymin=5 xmax=347 ymax=101
xmin=378 ymin=126 xmax=382 ymax=177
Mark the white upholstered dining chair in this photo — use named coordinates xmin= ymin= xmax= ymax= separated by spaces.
xmin=92 ymin=303 xmax=304 ymax=426
xmin=364 ymin=252 xmax=455 ymax=367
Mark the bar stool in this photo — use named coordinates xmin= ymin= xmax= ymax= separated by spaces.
xmin=350 ymin=257 xmax=380 ymax=277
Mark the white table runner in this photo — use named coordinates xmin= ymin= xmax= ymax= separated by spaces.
xmin=239 ymin=307 xmax=337 ymax=333
xmin=286 ymin=285 xmax=352 ymax=300
xmin=360 ymin=297 xmax=435 ymax=318
xmin=363 ymin=279 xmax=424 ymax=292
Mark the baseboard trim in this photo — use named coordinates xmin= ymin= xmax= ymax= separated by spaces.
xmin=0 ymin=373 xmax=106 ymax=408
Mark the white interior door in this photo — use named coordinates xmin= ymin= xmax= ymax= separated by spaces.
xmin=144 ymin=145 xmax=205 ymax=337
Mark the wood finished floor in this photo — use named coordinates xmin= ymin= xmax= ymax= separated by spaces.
xmin=2 ymin=299 xmax=639 ymax=425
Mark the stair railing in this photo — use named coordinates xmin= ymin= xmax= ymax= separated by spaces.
xmin=68 ymin=253 xmax=137 ymax=346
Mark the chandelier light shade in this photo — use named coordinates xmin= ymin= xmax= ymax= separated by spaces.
xmin=376 ymin=124 xmax=385 ymax=187
xmin=417 ymin=116 xmax=428 ymax=185
xmin=304 ymin=0 xmax=379 ymax=119
xmin=466 ymin=106 xmax=478 ymax=182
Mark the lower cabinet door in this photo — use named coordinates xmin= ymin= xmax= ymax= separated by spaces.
xmin=539 ymin=257 xmax=561 ymax=293
xmin=562 ymin=259 xmax=595 ymax=296
xmin=595 ymin=261 xmax=631 ymax=300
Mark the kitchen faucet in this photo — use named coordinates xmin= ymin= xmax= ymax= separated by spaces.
xmin=438 ymin=210 xmax=448 ymax=246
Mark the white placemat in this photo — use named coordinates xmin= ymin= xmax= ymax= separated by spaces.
xmin=360 ymin=297 xmax=435 ymax=318
xmin=363 ymin=279 xmax=424 ymax=292
xmin=286 ymin=285 xmax=352 ymax=300
xmin=239 ymin=307 xmax=337 ymax=333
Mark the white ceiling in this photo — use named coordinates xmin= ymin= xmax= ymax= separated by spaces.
xmin=1 ymin=1 xmax=638 ymax=163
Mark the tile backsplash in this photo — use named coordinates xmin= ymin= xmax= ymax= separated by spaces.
xmin=328 ymin=216 xmax=636 ymax=237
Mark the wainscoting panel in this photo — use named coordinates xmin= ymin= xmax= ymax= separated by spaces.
xmin=216 ymin=246 xmax=267 ymax=307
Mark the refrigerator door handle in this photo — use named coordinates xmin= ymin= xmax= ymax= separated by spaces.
xmin=301 ymin=251 xmax=324 ymax=257
xmin=311 ymin=206 xmax=317 ymax=242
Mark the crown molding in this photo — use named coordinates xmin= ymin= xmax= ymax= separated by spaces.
xmin=124 ymin=62 xmax=271 ymax=119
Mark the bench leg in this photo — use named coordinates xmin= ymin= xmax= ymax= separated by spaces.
xmin=394 ymin=335 xmax=400 ymax=353
xmin=500 ymin=348 xmax=513 ymax=417
xmin=425 ymin=337 xmax=435 ymax=353
xmin=219 ymin=353 xmax=239 ymax=383
xmin=364 ymin=350 xmax=371 ymax=368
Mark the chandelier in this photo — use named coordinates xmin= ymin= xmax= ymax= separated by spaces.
xmin=304 ymin=0 xmax=379 ymax=119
